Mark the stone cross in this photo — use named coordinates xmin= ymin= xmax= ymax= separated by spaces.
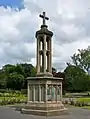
xmin=39 ymin=12 xmax=49 ymax=25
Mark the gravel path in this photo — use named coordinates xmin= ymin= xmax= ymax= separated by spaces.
xmin=0 ymin=106 xmax=90 ymax=119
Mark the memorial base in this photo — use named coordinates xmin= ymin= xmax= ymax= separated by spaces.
xmin=21 ymin=102 xmax=68 ymax=116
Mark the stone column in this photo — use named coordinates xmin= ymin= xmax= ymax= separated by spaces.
xmin=42 ymin=52 xmax=44 ymax=72
xmin=48 ymin=38 xmax=52 ymax=73
xmin=43 ymin=35 xmax=46 ymax=73
xmin=39 ymin=40 xmax=41 ymax=72
xmin=47 ymin=40 xmax=49 ymax=72
xmin=33 ymin=85 xmax=35 ymax=102
xmin=50 ymin=39 xmax=52 ymax=73
xmin=60 ymin=83 xmax=62 ymax=101
xmin=28 ymin=83 xmax=30 ymax=102
xmin=46 ymin=55 xmax=48 ymax=72
xmin=45 ymin=84 xmax=47 ymax=102
xmin=54 ymin=86 xmax=56 ymax=101
xmin=41 ymin=85 xmax=44 ymax=101
xmin=51 ymin=85 xmax=53 ymax=102
xmin=39 ymin=53 xmax=41 ymax=72
xmin=39 ymin=84 xmax=41 ymax=102
xmin=37 ymin=37 xmax=40 ymax=73
xmin=55 ymin=85 xmax=58 ymax=102
xmin=50 ymin=85 xmax=52 ymax=101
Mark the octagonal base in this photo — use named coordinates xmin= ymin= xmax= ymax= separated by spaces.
xmin=21 ymin=102 xmax=68 ymax=116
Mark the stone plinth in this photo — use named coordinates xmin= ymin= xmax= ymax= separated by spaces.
xmin=21 ymin=104 xmax=68 ymax=116
xmin=21 ymin=76 xmax=68 ymax=116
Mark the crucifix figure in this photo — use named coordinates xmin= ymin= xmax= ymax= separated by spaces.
xmin=39 ymin=12 xmax=49 ymax=25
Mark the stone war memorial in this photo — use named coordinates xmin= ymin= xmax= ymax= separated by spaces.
xmin=21 ymin=12 xmax=68 ymax=116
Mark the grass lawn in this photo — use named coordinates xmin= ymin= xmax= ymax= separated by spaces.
xmin=68 ymin=97 xmax=90 ymax=110
xmin=77 ymin=97 xmax=90 ymax=103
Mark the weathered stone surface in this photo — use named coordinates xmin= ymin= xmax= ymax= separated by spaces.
xmin=36 ymin=27 xmax=53 ymax=38
xmin=25 ymin=12 xmax=66 ymax=116
xmin=21 ymin=108 xmax=68 ymax=116
xmin=1 ymin=106 xmax=90 ymax=119
xmin=21 ymin=101 xmax=68 ymax=116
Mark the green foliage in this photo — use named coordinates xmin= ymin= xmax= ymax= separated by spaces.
xmin=65 ymin=47 xmax=90 ymax=92
xmin=64 ymin=65 xmax=90 ymax=92
xmin=0 ymin=97 xmax=27 ymax=105
xmin=71 ymin=48 xmax=90 ymax=73
xmin=2 ymin=64 xmax=16 ymax=74
xmin=21 ymin=89 xmax=27 ymax=95
xmin=0 ymin=63 xmax=36 ymax=90
xmin=69 ymin=97 xmax=90 ymax=107
xmin=77 ymin=98 xmax=90 ymax=103
xmin=0 ymin=91 xmax=27 ymax=105
xmin=52 ymin=67 xmax=57 ymax=74
xmin=20 ymin=63 xmax=36 ymax=77
xmin=0 ymin=92 xmax=24 ymax=97
xmin=30 ymin=67 xmax=36 ymax=77
xmin=6 ymin=73 xmax=24 ymax=90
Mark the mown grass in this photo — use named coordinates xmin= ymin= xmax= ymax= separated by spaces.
xmin=77 ymin=98 xmax=90 ymax=103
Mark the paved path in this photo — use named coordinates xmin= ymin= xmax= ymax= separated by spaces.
xmin=0 ymin=106 xmax=90 ymax=119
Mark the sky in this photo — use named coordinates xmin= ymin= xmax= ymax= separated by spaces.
xmin=0 ymin=0 xmax=24 ymax=9
xmin=0 ymin=0 xmax=90 ymax=71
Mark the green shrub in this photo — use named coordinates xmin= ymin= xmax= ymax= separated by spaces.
xmin=0 ymin=92 xmax=25 ymax=97
xmin=0 ymin=89 xmax=7 ymax=93
xmin=70 ymin=100 xmax=75 ymax=105
xmin=0 ymin=97 xmax=27 ymax=105
xmin=21 ymin=89 xmax=27 ymax=95
xmin=65 ymin=100 xmax=69 ymax=104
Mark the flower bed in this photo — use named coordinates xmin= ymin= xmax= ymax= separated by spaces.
xmin=62 ymin=98 xmax=90 ymax=107
xmin=0 ymin=91 xmax=27 ymax=105
xmin=0 ymin=97 xmax=27 ymax=105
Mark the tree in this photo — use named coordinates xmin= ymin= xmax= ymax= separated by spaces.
xmin=31 ymin=67 xmax=36 ymax=77
xmin=15 ymin=64 xmax=25 ymax=75
xmin=52 ymin=67 xmax=57 ymax=76
xmin=20 ymin=63 xmax=36 ymax=78
xmin=0 ymin=63 xmax=37 ymax=90
xmin=71 ymin=48 xmax=90 ymax=73
xmin=64 ymin=65 xmax=90 ymax=92
xmin=6 ymin=73 xmax=24 ymax=90
xmin=53 ymin=72 xmax=66 ymax=94
xmin=2 ymin=64 xmax=16 ymax=74
xmin=0 ymin=70 xmax=6 ymax=88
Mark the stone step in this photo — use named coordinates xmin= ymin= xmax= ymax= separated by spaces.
xmin=23 ymin=105 xmax=65 ymax=110
xmin=21 ymin=108 xmax=68 ymax=116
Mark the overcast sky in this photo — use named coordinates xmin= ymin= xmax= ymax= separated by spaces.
xmin=0 ymin=0 xmax=90 ymax=71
